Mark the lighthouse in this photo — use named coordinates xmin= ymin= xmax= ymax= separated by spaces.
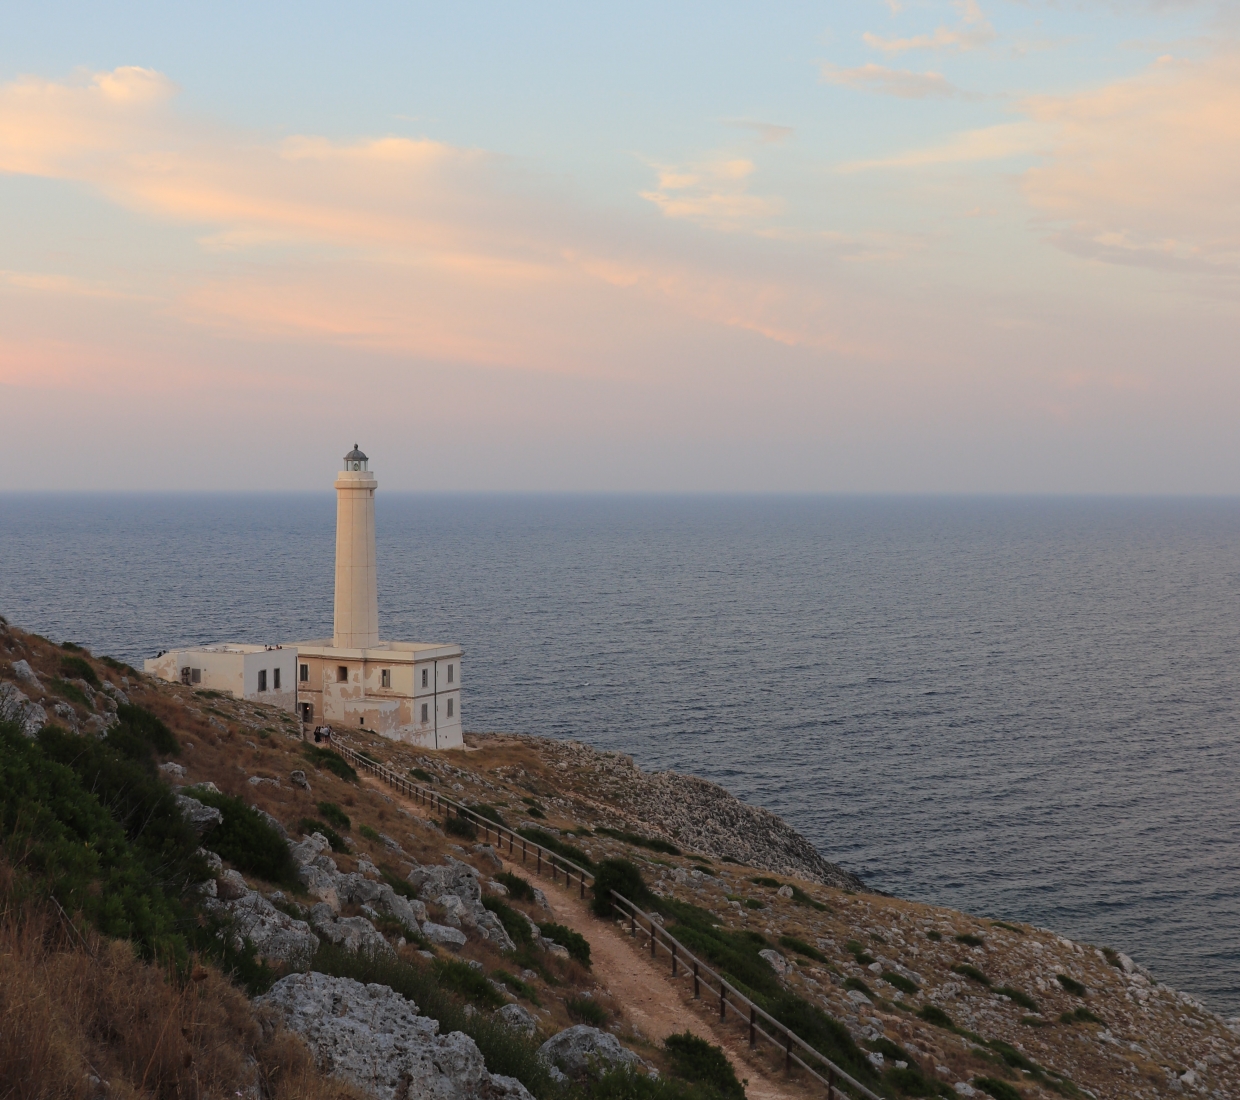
xmin=333 ymin=445 xmax=380 ymax=649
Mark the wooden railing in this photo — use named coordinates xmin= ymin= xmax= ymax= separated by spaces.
xmin=332 ymin=741 xmax=885 ymax=1100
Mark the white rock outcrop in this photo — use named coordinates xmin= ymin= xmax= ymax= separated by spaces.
xmin=258 ymin=972 xmax=534 ymax=1100
xmin=536 ymin=1025 xmax=650 ymax=1079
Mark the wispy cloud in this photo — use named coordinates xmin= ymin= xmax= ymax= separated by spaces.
xmin=721 ymin=118 xmax=794 ymax=144
xmin=820 ymin=62 xmax=976 ymax=100
xmin=838 ymin=122 xmax=1045 ymax=171
xmin=639 ymin=156 xmax=782 ymax=230
xmin=863 ymin=0 xmax=996 ymax=55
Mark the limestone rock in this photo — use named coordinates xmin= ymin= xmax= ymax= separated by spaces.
xmin=421 ymin=922 xmax=468 ymax=951
xmin=776 ymin=884 xmax=794 ymax=899
xmin=298 ymin=864 xmax=341 ymax=911
xmin=496 ymin=1003 xmax=538 ymax=1037
xmin=176 ymin=794 xmax=224 ymax=836
xmin=11 ymin=659 xmax=40 ymax=687
xmin=217 ymin=869 xmax=252 ymax=901
xmin=0 ymin=682 xmax=47 ymax=737
xmin=311 ymin=910 xmax=392 ymax=956
xmin=253 ymin=806 xmax=289 ymax=840
xmin=759 ymin=949 xmax=788 ymax=975
xmin=206 ymin=891 xmax=318 ymax=964
xmin=258 ymin=971 xmax=534 ymax=1100
xmin=289 ymin=769 xmax=311 ymax=790
xmin=160 ymin=761 xmax=188 ymax=779
xmin=536 ymin=1025 xmax=649 ymax=1079
xmin=474 ymin=845 xmax=504 ymax=871
xmin=338 ymin=872 xmax=427 ymax=931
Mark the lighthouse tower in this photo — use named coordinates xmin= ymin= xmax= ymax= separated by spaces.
xmin=333 ymin=444 xmax=380 ymax=650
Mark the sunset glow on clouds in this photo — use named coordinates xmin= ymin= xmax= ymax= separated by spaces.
xmin=2 ymin=2 xmax=1239 ymax=491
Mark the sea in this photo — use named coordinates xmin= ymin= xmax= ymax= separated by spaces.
xmin=1 ymin=493 xmax=1238 ymax=1014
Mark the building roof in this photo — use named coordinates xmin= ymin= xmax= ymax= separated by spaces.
xmin=344 ymin=443 xmax=368 ymax=462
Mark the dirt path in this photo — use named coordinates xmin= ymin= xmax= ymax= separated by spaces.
xmin=364 ymin=777 xmax=806 ymax=1100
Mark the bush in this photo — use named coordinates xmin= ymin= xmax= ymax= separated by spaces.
xmin=435 ymin=955 xmax=506 ymax=1008
xmin=750 ymin=876 xmax=780 ymax=888
xmin=482 ymin=895 xmax=533 ymax=946
xmin=298 ymin=818 xmax=347 ymax=853
xmin=301 ymin=745 xmax=357 ymax=782
xmin=493 ymin=968 xmax=541 ymax=1005
xmin=972 ymin=1077 xmax=1023 ymax=1100
xmin=788 ymin=884 xmax=827 ymax=911
xmin=844 ymin=976 xmax=873 ymax=997
xmin=316 ymin=801 xmax=351 ymax=830
xmin=50 ymin=679 xmax=90 ymax=707
xmin=470 ymin=803 xmax=507 ymax=828
xmin=591 ymin=858 xmax=657 ymax=917
xmin=926 ymin=930 xmax=942 ymax=941
xmin=58 ymin=655 xmax=99 ymax=687
xmin=410 ymin=767 xmax=434 ymax=783
xmin=538 ymin=921 xmax=591 ymax=967
xmin=882 ymin=970 xmax=919 ymax=995
xmin=778 ymin=934 xmax=825 ymax=963
xmin=566 ymin=995 xmax=607 ymax=1026
xmin=1056 ymin=973 xmax=1087 ymax=997
xmin=663 ymin=1032 xmax=745 ymax=1100
xmin=952 ymin=964 xmax=991 ymax=986
xmin=846 ymin=940 xmax=875 ymax=966
xmin=445 ymin=815 xmax=478 ymax=840
xmin=995 ymin=985 xmax=1038 ymax=1011
xmin=918 ymin=1004 xmax=954 ymax=1029
xmin=358 ymin=824 xmax=380 ymax=842
xmin=595 ymin=827 xmax=681 ymax=856
xmin=193 ymin=790 xmax=299 ymax=888
xmin=991 ymin=921 xmax=1024 ymax=934
xmin=955 ymin=933 xmax=985 ymax=947
xmin=496 ymin=871 xmax=535 ymax=901
xmin=1060 ymin=1007 xmax=1102 ymax=1025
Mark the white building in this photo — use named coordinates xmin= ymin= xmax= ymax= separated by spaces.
xmin=145 ymin=445 xmax=464 ymax=748
xmin=288 ymin=446 xmax=464 ymax=748
xmin=144 ymin=644 xmax=298 ymax=713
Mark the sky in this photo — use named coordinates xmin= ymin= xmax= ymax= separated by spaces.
xmin=2 ymin=1 xmax=1239 ymax=493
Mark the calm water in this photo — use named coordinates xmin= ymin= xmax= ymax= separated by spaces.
xmin=2 ymin=493 xmax=1239 ymax=1014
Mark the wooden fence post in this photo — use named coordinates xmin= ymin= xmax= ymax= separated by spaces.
xmin=749 ymin=1005 xmax=756 ymax=1047
xmin=692 ymin=961 xmax=700 ymax=999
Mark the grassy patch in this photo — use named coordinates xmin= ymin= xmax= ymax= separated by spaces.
xmin=744 ymin=899 xmax=764 ymax=910
xmin=789 ymin=885 xmax=827 ymax=911
xmin=991 ymin=921 xmax=1024 ymax=934
xmin=193 ymin=789 xmax=299 ymax=889
xmin=846 ymin=940 xmax=876 ymax=966
xmin=470 ymin=803 xmax=507 ymax=828
xmin=751 ymin=876 xmax=780 ymax=888
xmin=995 ymin=986 xmax=1039 ymax=1011
xmin=843 ymin=976 xmax=873 ymax=997
xmin=100 ymin=655 xmax=138 ymax=676
xmin=445 ymin=815 xmax=478 ymax=840
xmin=298 ymin=818 xmax=347 ymax=853
xmin=58 ymin=655 xmax=99 ymax=687
xmin=721 ymin=856 xmax=740 ymax=864
xmin=918 ymin=1004 xmax=954 ymax=1029
xmin=315 ymin=800 xmax=351 ymax=830
xmin=1102 ymin=947 xmax=1122 ymax=968
xmin=1059 ymin=1007 xmax=1102 ymax=1025
xmin=482 ymin=894 xmax=534 ymax=947
xmin=1020 ymin=1016 xmax=1051 ymax=1028
xmin=538 ymin=921 xmax=591 ymax=967
xmin=955 ymin=933 xmax=985 ymax=947
xmin=410 ymin=767 xmax=434 ymax=783
xmin=952 ymin=964 xmax=991 ymax=986
xmin=882 ymin=970 xmax=919 ymax=995
xmin=926 ymin=930 xmax=942 ymax=941
xmin=778 ymin=934 xmax=825 ymax=963
xmin=663 ymin=1031 xmax=745 ymax=1100
xmin=434 ymin=955 xmax=505 ymax=1008
xmin=973 ymin=1078 xmax=1023 ymax=1100
xmin=496 ymin=871 xmax=535 ymax=901
xmin=301 ymin=745 xmax=358 ymax=782
xmin=592 ymin=858 xmax=656 ymax=917
xmin=48 ymin=679 xmax=90 ymax=707
xmin=518 ymin=827 xmax=593 ymax=870
xmin=595 ymin=827 xmax=681 ymax=856
xmin=493 ymin=968 xmax=541 ymax=1005
xmin=1056 ymin=973 xmax=1087 ymax=997
xmin=566 ymin=995 xmax=608 ymax=1026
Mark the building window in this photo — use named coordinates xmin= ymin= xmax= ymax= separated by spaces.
xmin=300 ymin=663 xmax=309 ymax=682
xmin=273 ymin=668 xmax=281 ymax=690
xmin=447 ymin=698 xmax=454 ymax=718
xmin=422 ymin=668 xmax=428 ymax=688
xmin=191 ymin=668 xmax=201 ymax=684
xmin=338 ymin=666 xmax=348 ymax=682
xmin=258 ymin=669 xmax=268 ymax=692
xmin=381 ymin=669 xmax=391 ymax=688
xmin=180 ymin=667 xmax=191 ymax=685
xmin=421 ymin=703 xmax=428 ymax=723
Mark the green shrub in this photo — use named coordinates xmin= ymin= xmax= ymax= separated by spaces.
xmin=1102 ymin=947 xmax=1121 ymax=968
xmin=744 ymin=899 xmax=764 ymax=910
xmin=595 ymin=827 xmax=681 ymax=855
xmin=298 ymin=818 xmax=347 ymax=853
xmin=470 ymin=803 xmax=507 ymax=828
xmin=1059 ymin=1007 xmax=1102 ymax=1025
xmin=445 ymin=814 xmax=478 ymax=840
xmin=788 ymin=885 xmax=827 ymax=911
xmin=410 ymin=767 xmax=434 ymax=783
xmin=1020 ymin=1016 xmax=1050 ymax=1028
xmin=435 ymin=955 xmax=505 ymax=1008
xmin=973 ymin=1076 xmax=1023 ymax=1100
xmin=493 ymin=968 xmax=541 ymax=1005
xmin=59 ymin=655 xmax=99 ymax=687
xmin=995 ymin=985 xmax=1038 ymax=1011
xmin=721 ymin=856 xmax=740 ymax=865
xmin=1056 ymin=973 xmax=1087 ymax=997
xmin=844 ymin=976 xmax=873 ymax=997
xmin=524 ymin=805 xmax=546 ymax=819
xmin=380 ymin=866 xmax=420 ymax=901
xmin=882 ymin=970 xmax=919 ymax=995
xmin=952 ymin=964 xmax=991 ymax=986
xmin=49 ymin=679 xmax=90 ymax=707
xmin=496 ymin=871 xmax=535 ymax=901
xmin=193 ymin=789 xmax=299 ymax=888
xmin=663 ymin=1032 xmax=745 ymax=1100
xmin=926 ymin=930 xmax=942 ymax=941
xmin=517 ymin=827 xmax=593 ymax=870
xmin=482 ymin=894 xmax=533 ymax=946
xmin=316 ymin=800 xmax=351 ymax=830
xmin=538 ymin=921 xmax=591 ymax=967
xmin=846 ymin=940 xmax=876 ymax=966
xmin=778 ymin=934 xmax=825 ymax=963
xmin=918 ymin=1004 xmax=954 ymax=1029
xmin=61 ymin=641 xmax=83 ymax=652
xmin=100 ymin=655 xmax=138 ymax=676
xmin=302 ymin=745 xmax=358 ymax=782
xmin=358 ymin=823 xmax=381 ymax=842
xmin=750 ymin=876 xmax=780 ymax=888
xmin=955 ymin=933 xmax=985 ymax=947
xmin=566 ymin=995 xmax=607 ymax=1026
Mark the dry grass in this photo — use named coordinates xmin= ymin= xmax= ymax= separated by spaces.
xmin=0 ymin=866 xmax=362 ymax=1100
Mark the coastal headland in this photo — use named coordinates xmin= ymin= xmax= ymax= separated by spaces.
xmin=0 ymin=619 xmax=1235 ymax=1099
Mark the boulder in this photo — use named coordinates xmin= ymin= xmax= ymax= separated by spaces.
xmin=257 ymin=972 xmax=534 ymax=1100
xmin=11 ymin=659 xmax=40 ymax=687
xmin=436 ymin=894 xmax=469 ymax=928
xmin=338 ymin=873 xmax=427 ymax=932
xmin=474 ymin=845 xmax=504 ymax=871
xmin=217 ymin=869 xmax=252 ymax=901
xmin=759 ymin=949 xmax=788 ymax=975
xmin=253 ymin=806 xmax=289 ymax=840
xmin=289 ymin=769 xmax=311 ymax=790
xmin=496 ymin=1003 xmax=538 ymax=1037
xmin=0 ymin=682 xmax=47 ymax=737
xmin=474 ymin=910 xmax=517 ymax=952
xmin=421 ymin=922 xmax=467 ymax=951
xmin=207 ymin=891 xmax=318 ymax=964
xmin=536 ymin=1025 xmax=649 ymax=1079
xmin=289 ymin=832 xmax=332 ymax=866
xmin=311 ymin=910 xmax=392 ymax=956
xmin=176 ymin=794 xmax=224 ymax=836
xmin=776 ymin=885 xmax=794 ymax=899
